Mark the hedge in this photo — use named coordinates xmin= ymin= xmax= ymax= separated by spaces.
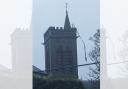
xmin=33 ymin=75 xmax=85 ymax=89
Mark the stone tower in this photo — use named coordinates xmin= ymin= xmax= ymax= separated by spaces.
xmin=44 ymin=9 xmax=78 ymax=77
xmin=11 ymin=28 xmax=32 ymax=76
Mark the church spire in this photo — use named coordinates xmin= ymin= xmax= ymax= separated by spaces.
xmin=64 ymin=3 xmax=71 ymax=30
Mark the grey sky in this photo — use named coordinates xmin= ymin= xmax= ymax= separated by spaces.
xmin=0 ymin=0 xmax=32 ymax=68
xmin=32 ymin=0 xmax=99 ymax=79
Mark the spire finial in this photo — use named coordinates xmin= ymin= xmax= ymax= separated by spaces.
xmin=65 ymin=3 xmax=68 ymax=13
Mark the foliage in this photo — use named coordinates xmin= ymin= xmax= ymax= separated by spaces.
xmin=33 ymin=75 xmax=85 ymax=89
xmin=87 ymin=29 xmax=100 ymax=89
xmin=88 ymin=29 xmax=100 ymax=80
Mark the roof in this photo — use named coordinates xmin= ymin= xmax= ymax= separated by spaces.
xmin=32 ymin=65 xmax=47 ymax=75
xmin=33 ymin=65 xmax=42 ymax=72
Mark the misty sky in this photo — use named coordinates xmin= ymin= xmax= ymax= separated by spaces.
xmin=0 ymin=0 xmax=32 ymax=68
xmin=101 ymin=0 xmax=128 ymax=78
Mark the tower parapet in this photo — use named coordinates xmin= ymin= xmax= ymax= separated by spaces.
xmin=44 ymin=26 xmax=77 ymax=45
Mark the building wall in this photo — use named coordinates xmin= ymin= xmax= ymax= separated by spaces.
xmin=44 ymin=27 xmax=78 ymax=77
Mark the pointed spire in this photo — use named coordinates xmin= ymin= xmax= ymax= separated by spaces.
xmin=64 ymin=3 xmax=71 ymax=30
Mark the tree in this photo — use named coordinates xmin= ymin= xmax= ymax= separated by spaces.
xmin=33 ymin=75 xmax=85 ymax=89
xmin=88 ymin=29 xmax=100 ymax=89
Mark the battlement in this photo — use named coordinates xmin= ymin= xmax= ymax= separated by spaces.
xmin=11 ymin=28 xmax=31 ymax=41
xmin=44 ymin=26 xmax=77 ymax=36
xmin=45 ymin=26 xmax=77 ymax=33
xmin=44 ymin=26 xmax=77 ymax=44
xmin=48 ymin=26 xmax=77 ymax=31
xmin=47 ymin=26 xmax=64 ymax=31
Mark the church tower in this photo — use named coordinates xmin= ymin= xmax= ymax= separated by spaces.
xmin=44 ymin=7 xmax=78 ymax=78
